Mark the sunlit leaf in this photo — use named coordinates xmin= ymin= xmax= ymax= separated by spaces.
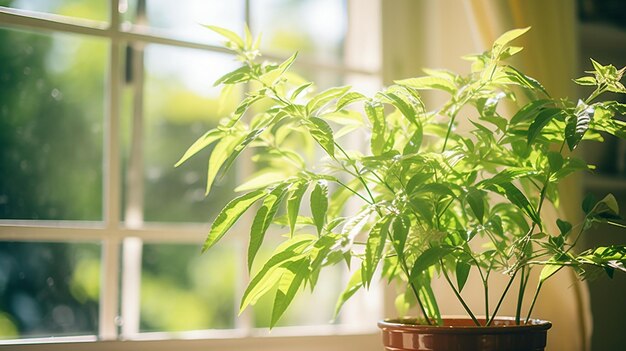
xmin=287 ymin=181 xmax=309 ymax=236
xmin=310 ymin=181 xmax=329 ymax=235
xmin=175 ymin=129 xmax=222 ymax=167
xmin=203 ymin=189 xmax=268 ymax=252
xmin=333 ymin=268 xmax=363 ymax=319
xmin=249 ymin=183 xmax=290 ymax=270
xmin=307 ymin=116 xmax=335 ymax=157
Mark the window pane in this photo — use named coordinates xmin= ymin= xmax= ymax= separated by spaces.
xmin=135 ymin=44 xmax=241 ymax=223
xmin=0 ymin=241 xmax=100 ymax=339
xmin=122 ymin=0 xmax=244 ymax=44
xmin=140 ymin=243 xmax=237 ymax=331
xmin=0 ymin=27 xmax=106 ymax=220
xmin=4 ymin=0 xmax=109 ymax=22
xmin=251 ymin=0 xmax=347 ymax=61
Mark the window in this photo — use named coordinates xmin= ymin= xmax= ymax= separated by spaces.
xmin=0 ymin=1 xmax=382 ymax=349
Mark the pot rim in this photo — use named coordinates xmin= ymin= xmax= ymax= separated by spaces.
xmin=378 ymin=316 xmax=552 ymax=334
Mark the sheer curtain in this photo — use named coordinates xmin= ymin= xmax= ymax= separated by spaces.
xmin=380 ymin=1 xmax=590 ymax=350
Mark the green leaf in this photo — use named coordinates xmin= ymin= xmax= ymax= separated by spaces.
xmin=310 ymin=181 xmax=329 ymax=235
xmin=364 ymin=101 xmax=386 ymax=155
xmin=455 ymin=260 xmax=471 ymax=292
xmin=414 ymin=272 xmax=442 ymax=324
xmin=220 ymin=128 xmax=266 ymax=179
xmin=501 ymin=65 xmax=548 ymax=97
xmin=362 ymin=216 xmax=391 ymax=288
xmin=204 ymin=25 xmax=244 ymax=48
xmin=203 ymin=189 xmax=268 ymax=252
xmin=214 ymin=65 xmax=251 ymax=86
xmin=392 ymin=215 xmax=410 ymax=261
xmin=307 ymin=117 xmax=335 ymax=157
xmin=333 ymin=268 xmax=363 ymax=319
xmin=492 ymin=27 xmax=530 ymax=50
xmin=287 ymin=181 xmax=309 ymax=236
xmin=573 ymin=76 xmax=597 ymax=86
xmin=527 ymin=108 xmax=563 ymax=145
xmin=466 ymin=189 xmax=486 ymax=224
xmin=510 ymin=99 xmax=553 ymax=125
xmin=290 ymin=82 xmax=313 ymax=100
xmin=403 ymin=124 xmax=424 ymax=154
xmin=486 ymin=182 xmax=541 ymax=226
xmin=409 ymin=246 xmax=453 ymax=280
xmin=249 ymin=183 xmax=290 ymax=270
xmin=307 ymin=86 xmax=351 ymax=114
xmin=539 ymin=254 xmax=568 ymax=283
xmin=240 ymin=235 xmax=315 ymax=312
xmin=589 ymin=193 xmax=621 ymax=219
xmin=381 ymin=92 xmax=418 ymax=125
xmin=547 ymin=151 xmax=564 ymax=172
xmin=205 ymin=133 xmax=245 ymax=193
xmin=395 ymin=76 xmax=456 ymax=94
xmin=556 ymin=218 xmax=572 ymax=236
xmin=175 ymin=129 xmax=222 ymax=167
xmin=335 ymin=91 xmax=367 ymax=111
xmin=271 ymin=258 xmax=310 ymax=328
xmin=566 ymin=101 xmax=594 ymax=151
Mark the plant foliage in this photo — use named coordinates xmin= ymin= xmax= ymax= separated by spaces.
xmin=177 ymin=26 xmax=626 ymax=328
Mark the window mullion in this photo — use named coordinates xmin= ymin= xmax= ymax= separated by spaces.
xmin=100 ymin=4 xmax=123 ymax=335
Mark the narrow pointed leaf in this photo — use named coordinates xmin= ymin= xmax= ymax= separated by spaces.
xmin=395 ymin=76 xmax=455 ymax=94
xmin=307 ymin=86 xmax=351 ymax=114
xmin=248 ymin=183 xmax=290 ymax=270
xmin=409 ymin=246 xmax=453 ymax=280
xmin=271 ymin=258 xmax=310 ymax=328
xmin=310 ymin=181 xmax=329 ymax=235
xmin=287 ymin=181 xmax=309 ymax=236
xmin=307 ymin=117 xmax=335 ymax=157
xmin=335 ymin=91 xmax=367 ymax=111
xmin=510 ymin=99 xmax=552 ymax=125
xmin=203 ymin=189 xmax=268 ymax=252
xmin=240 ymin=235 xmax=315 ymax=312
xmin=527 ymin=108 xmax=562 ymax=145
xmin=455 ymin=260 xmax=471 ymax=292
xmin=175 ymin=129 xmax=222 ymax=167
xmin=204 ymin=25 xmax=244 ymax=48
xmin=333 ymin=268 xmax=363 ymax=319
xmin=206 ymin=133 xmax=246 ymax=194
xmin=493 ymin=27 xmax=530 ymax=50
xmin=362 ymin=216 xmax=391 ymax=287
xmin=365 ymin=101 xmax=386 ymax=155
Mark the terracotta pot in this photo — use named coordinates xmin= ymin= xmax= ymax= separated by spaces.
xmin=378 ymin=317 xmax=552 ymax=351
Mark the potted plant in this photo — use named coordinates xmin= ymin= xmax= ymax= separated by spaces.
xmin=176 ymin=26 xmax=626 ymax=351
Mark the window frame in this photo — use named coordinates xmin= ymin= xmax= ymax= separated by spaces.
xmin=0 ymin=1 xmax=384 ymax=349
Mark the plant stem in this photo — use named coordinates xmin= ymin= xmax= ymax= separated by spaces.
xmin=440 ymin=259 xmax=481 ymax=326
xmin=524 ymin=281 xmax=543 ymax=324
xmin=398 ymin=259 xmax=433 ymax=325
xmin=515 ymin=266 xmax=527 ymax=324
xmin=334 ymin=179 xmax=372 ymax=205
xmin=486 ymin=271 xmax=516 ymax=326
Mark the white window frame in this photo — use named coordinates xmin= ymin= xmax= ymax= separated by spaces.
xmin=0 ymin=1 xmax=386 ymax=350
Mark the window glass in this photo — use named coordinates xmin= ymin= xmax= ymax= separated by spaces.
xmin=0 ymin=242 xmax=100 ymax=339
xmin=137 ymin=44 xmax=241 ymax=223
xmin=122 ymin=0 xmax=244 ymax=44
xmin=140 ymin=243 xmax=237 ymax=331
xmin=0 ymin=27 xmax=106 ymax=221
xmin=3 ymin=0 xmax=109 ymax=22
xmin=251 ymin=0 xmax=347 ymax=62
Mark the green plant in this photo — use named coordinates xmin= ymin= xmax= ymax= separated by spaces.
xmin=177 ymin=26 xmax=626 ymax=328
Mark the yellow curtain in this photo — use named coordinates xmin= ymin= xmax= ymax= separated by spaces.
xmin=465 ymin=1 xmax=591 ymax=350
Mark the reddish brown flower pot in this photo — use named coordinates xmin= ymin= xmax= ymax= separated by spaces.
xmin=378 ymin=317 xmax=552 ymax=351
